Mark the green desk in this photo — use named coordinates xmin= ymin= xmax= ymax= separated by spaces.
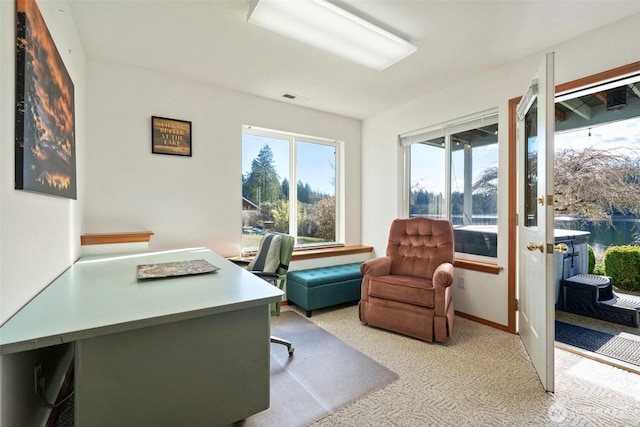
xmin=0 ymin=248 xmax=283 ymax=426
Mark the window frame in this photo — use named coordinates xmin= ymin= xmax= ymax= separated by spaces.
xmin=242 ymin=125 xmax=343 ymax=253
xmin=401 ymin=109 xmax=499 ymax=261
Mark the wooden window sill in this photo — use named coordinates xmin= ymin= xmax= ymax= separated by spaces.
xmin=454 ymin=259 xmax=503 ymax=275
xmin=230 ymin=245 xmax=373 ymax=263
xmin=291 ymin=245 xmax=373 ymax=261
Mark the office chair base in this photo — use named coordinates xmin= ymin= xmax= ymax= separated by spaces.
xmin=271 ymin=335 xmax=294 ymax=357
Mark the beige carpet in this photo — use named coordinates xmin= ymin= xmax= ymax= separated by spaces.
xmin=287 ymin=304 xmax=640 ymax=426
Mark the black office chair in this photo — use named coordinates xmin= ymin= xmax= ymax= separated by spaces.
xmin=237 ymin=233 xmax=295 ymax=357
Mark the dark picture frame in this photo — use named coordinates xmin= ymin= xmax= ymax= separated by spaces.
xmin=151 ymin=116 xmax=192 ymax=156
xmin=15 ymin=0 xmax=77 ymax=199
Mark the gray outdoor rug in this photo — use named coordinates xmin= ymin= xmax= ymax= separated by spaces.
xmin=555 ymin=321 xmax=640 ymax=366
xmin=234 ymin=311 xmax=398 ymax=426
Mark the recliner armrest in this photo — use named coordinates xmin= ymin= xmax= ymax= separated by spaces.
xmin=433 ymin=262 xmax=454 ymax=318
xmin=361 ymin=256 xmax=392 ymax=277
xmin=433 ymin=262 xmax=454 ymax=288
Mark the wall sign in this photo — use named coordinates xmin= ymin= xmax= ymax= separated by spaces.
xmin=151 ymin=116 xmax=192 ymax=157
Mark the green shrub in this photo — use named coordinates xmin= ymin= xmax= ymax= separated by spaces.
xmin=603 ymin=245 xmax=640 ymax=292
xmin=593 ymin=263 xmax=606 ymax=275
xmin=587 ymin=245 xmax=595 ymax=274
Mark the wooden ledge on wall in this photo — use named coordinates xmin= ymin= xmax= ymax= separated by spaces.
xmin=229 ymin=245 xmax=374 ymax=263
xmin=80 ymin=232 xmax=154 ymax=246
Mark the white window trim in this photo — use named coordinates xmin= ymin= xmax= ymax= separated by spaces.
xmin=399 ymin=109 xmax=499 ymax=260
xmin=242 ymin=125 xmax=344 ymax=248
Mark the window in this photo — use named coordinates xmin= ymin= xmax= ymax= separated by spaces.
xmin=242 ymin=126 xmax=340 ymax=253
xmin=402 ymin=110 xmax=499 ymax=258
xmin=409 ymin=138 xmax=446 ymax=218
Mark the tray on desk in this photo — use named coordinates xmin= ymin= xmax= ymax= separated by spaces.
xmin=137 ymin=259 xmax=220 ymax=280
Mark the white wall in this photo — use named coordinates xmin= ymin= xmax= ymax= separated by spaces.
xmin=83 ymin=58 xmax=362 ymax=258
xmin=1 ymin=1 xmax=85 ymax=425
xmin=0 ymin=0 xmax=85 ymax=330
xmin=361 ymin=12 xmax=640 ymax=327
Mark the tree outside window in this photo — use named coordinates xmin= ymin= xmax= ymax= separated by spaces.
xmin=241 ymin=127 xmax=339 ymax=253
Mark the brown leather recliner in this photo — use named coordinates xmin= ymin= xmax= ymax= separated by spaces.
xmin=359 ymin=217 xmax=455 ymax=343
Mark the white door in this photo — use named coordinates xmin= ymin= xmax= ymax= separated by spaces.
xmin=516 ymin=52 xmax=555 ymax=392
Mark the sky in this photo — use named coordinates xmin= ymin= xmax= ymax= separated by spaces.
xmin=555 ymin=116 xmax=640 ymax=159
xmin=411 ymin=142 xmax=498 ymax=196
xmin=411 ymin=115 xmax=640 ymax=196
xmin=243 ymin=114 xmax=640 ymax=200
xmin=242 ymin=133 xmax=336 ymax=196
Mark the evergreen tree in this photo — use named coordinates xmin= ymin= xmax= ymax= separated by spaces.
xmin=297 ymin=180 xmax=310 ymax=203
xmin=243 ymin=145 xmax=283 ymax=205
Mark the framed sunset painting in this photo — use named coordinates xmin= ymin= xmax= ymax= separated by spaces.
xmin=15 ymin=0 xmax=77 ymax=199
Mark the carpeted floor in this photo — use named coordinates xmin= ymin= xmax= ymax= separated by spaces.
xmin=295 ymin=304 xmax=640 ymax=426
xmin=52 ymin=304 xmax=640 ymax=426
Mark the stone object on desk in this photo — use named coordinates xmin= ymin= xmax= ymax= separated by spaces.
xmin=136 ymin=259 xmax=220 ymax=280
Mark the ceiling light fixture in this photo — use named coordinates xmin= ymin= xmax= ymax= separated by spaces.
xmin=247 ymin=0 xmax=417 ymax=71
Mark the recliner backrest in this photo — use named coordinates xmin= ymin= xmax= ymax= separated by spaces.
xmin=386 ymin=217 xmax=454 ymax=279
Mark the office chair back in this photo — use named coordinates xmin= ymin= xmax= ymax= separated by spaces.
xmin=272 ymin=233 xmax=294 ymax=315
xmin=249 ymin=233 xmax=294 ymax=316
xmin=253 ymin=233 xmax=296 ymax=356
xmin=277 ymin=233 xmax=295 ymax=276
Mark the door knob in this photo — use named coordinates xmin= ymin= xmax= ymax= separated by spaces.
xmin=527 ymin=242 xmax=544 ymax=253
xmin=526 ymin=242 xmax=568 ymax=254
xmin=554 ymin=243 xmax=569 ymax=253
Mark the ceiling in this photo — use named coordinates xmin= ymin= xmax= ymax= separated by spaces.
xmin=66 ymin=0 xmax=640 ymax=120
xmin=556 ymin=80 xmax=640 ymax=132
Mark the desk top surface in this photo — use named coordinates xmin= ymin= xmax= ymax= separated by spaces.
xmin=0 ymin=248 xmax=283 ymax=355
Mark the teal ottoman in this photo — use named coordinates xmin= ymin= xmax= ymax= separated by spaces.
xmin=286 ymin=263 xmax=363 ymax=317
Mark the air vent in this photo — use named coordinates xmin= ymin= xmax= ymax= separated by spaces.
xmin=281 ymin=93 xmax=310 ymax=102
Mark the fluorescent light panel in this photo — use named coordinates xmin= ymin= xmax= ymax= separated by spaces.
xmin=555 ymin=73 xmax=640 ymax=103
xmin=248 ymin=0 xmax=417 ymax=71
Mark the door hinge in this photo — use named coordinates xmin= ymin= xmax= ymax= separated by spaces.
xmin=515 ymin=213 xmax=518 ymax=226
xmin=515 ymin=299 xmax=519 ymax=311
